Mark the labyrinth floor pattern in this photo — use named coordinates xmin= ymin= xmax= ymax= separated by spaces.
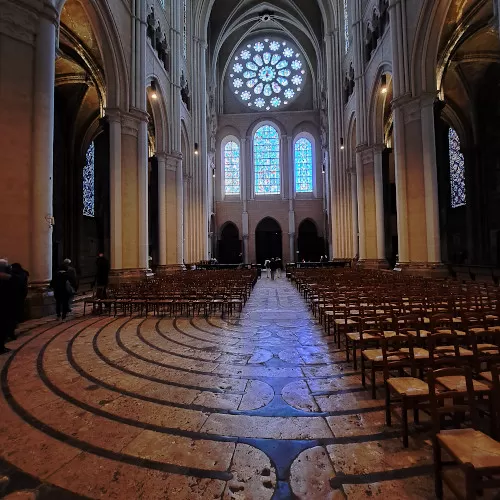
xmin=0 ymin=277 xmax=441 ymax=499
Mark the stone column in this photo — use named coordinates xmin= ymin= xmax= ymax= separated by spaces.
xmin=157 ymin=152 xmax=167 ymax=266
xmin=137 ymin=117 xmax=149 ymax=269
xmin=107 ymin=109 xmax=123 ymax=269
xmin=421 ymin=96 xmax=441 ymax=263
xmin=176 ymin=155 xmax=184 ymax=264
xmin=350 ymin=168 xmax=359 ymax=257
xmin=373 ymin=144 xmax=386 ymax=262
xmin=31 ymin=6 xmax=57 ymax=285
xmin=355 ymin=148 xmax=367 ymax=261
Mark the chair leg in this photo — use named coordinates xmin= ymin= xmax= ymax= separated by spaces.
xmin=371 ymin=366 xmax=377 ymax=399
xmin=353 ymin=343 xmax=358 ymax=370
xmin=464 ymin=466 xmax=477 ymax=500
xmin=433 ymin=438 xmax=443 ymax=499
xmin=361 ymin=355 xmax=366 ymax=388
xmin=402 ymin=398 xmax=409 ymax=448
xmin=385 ymin=384 xmax=392 ymax=426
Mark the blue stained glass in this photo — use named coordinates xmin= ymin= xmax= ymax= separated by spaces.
xmin=294 ymin=138 xmax=313 ymax=193
xmin=448 ymin=128 xmax=466 ymax=208
xmin=344 ymin=0 xmax=350 ymax=53
xmin=83 ymin=142 xmax=95 ymax=217
xmin=224 ymin=141 xmax=240 ymax=195
xmin=254 ymin=125 xmax=280 ymax=195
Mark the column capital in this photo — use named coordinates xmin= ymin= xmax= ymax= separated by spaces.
xmin=0 ymin=0 xmax=48 ymax=45
xmin=356 ymin=145 xmax=374 ymax=165
xmin=392 ymin=93 xmax=438 ymax=124
xmin=104 ymin=108 xmax=122 ymax=123
xmin=165 ymin=152 xmax=182 ymax=171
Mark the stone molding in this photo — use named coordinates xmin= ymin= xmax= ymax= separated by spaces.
xmin=358 ymin=258 xmax=390 ymax=270
xmin=392 ymin=93 xmax=438 ymax=124
xmin=0 ymin=0 xmax=39 ymax=45
xmin=394 ymin=261 xmax=448 ymax=277
xmin=356 ymin=145 xmax=374 ymax=165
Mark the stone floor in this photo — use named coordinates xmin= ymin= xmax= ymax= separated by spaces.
xmin=0 ymin=276 xmax=451 ymax=499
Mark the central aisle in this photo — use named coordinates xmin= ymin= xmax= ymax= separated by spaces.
xmin=0 ymin=275 xmax=435 ymax=499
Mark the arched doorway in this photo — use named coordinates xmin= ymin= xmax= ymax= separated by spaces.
xmin=297 ymin=219 xmax=321 ymax=262
xmin=255 ymin=217 xmax=282 ymax=265
xmin=218 ymin=222 xmax=241 ymax=264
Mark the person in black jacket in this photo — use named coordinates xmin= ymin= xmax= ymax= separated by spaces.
xmin=94 ymin=252 xmax=110 ymax=300
xmin=10 ymin=263 xmax=29 ymax=325
xmin=51 ymin=265 xmax=71 ymax=320
xmin=63 ymin=258 xmax=78 ymax=312
xmin=0 ymin=259 xmax=17 ymax=352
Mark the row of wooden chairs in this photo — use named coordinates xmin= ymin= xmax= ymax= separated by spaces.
xmin=84 ymin=270 xmax=257 ymax=317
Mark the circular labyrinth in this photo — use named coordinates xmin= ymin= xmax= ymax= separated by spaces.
xmin=0 ymin=279 xmax=436 ymax=499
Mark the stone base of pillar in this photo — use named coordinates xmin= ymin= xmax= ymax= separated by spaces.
xmin=25 ymin=284 xmax=55 ymax=319
xmin=358 ymin=259 xmax=390 ymax=270
xmin=155 ymin=264 xmax=184 ymax=275
xmin=109 ymin=268 xmax=149 ymax=284
xmin=394 ymin=261 xmax=449 ymax=278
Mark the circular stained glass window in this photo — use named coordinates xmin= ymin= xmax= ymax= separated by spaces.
xmin=229 ymin=37 xmax=306 ymax=110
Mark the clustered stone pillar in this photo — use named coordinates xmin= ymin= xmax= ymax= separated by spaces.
xmin=31 ymin=5 xmax=57 ymax=285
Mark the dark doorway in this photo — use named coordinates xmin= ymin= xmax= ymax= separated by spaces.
xmin=218 ymin=222 xmax=241 ymax=264
xmin=255 ymin=217 xmax=282 ymax=265
xmin=297 ymin=219 xmax=322 ymax=262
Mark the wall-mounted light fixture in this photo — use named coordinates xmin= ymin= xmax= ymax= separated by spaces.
xmin=151 ymin=79 xmax=158 ymax=100
xmin=380 ymin=74 xmax=387 ymax=94
xmin=340 ymin=137 xmax=345 ymax=150
xmin=212 ymin=168 xmax=216 ymax=178
xmin=194 ymin=142 xmax=199 ymax=155
xmin=322 ymin=165 xmax=325 ymax=174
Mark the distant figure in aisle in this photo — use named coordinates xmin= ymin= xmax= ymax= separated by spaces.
xmin=264 ymin=259 xmax=271 ymax=278
xmin=276 ymin=257 xmax=282 ymax=278
xmin=94 ymin=252 xmax=110 ymax=299
xmin=0 ymin=259 xmax=17 ymax=353
xmin=270 ymin=258 xmax=277 ymax=280
xmin=50 ymin=265 xmax=71 ymax=320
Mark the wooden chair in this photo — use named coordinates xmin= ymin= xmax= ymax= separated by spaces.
xmin=384 ymin=334 xmax=430 ymax=447
xmin=429 ymin=366 xmax=500 ymax=499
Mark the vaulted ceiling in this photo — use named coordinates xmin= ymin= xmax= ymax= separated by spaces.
xmin=206 ymin=0 xmax=327 ymax=113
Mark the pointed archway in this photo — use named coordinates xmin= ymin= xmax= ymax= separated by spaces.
xmin=255 ymin=217 xmax=282 ymax=266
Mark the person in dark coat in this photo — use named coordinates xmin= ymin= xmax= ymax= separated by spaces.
xmin=0 ymin=259 xmax=17 ymax=353
xmin=10 ymin=263 xmax=29 ymax=325
xmin=94 ymin=252 xmax=110 ymax=299
xmin=270 ymin=258 xmax=277 ymax=280
xmin=63 ymin=258 xmax=78 ymax=312
xmin=51 ymin=265 xmax=71 ymax=320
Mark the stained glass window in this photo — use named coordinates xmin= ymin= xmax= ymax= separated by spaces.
xmin=224 ymin=141 xmax=240 ymax=195
xmin=182 ymin=0 xmax=187 ymax=58
xmin=344 ymin=0 xmax=350 ymax=53
xmin=158 ymin=0 xmax=165 ymax=8
xmin=448 ymin=128 xmax=466 ymax=208
xmin=294 ymin=138 xmax=313 ymax=193
xmin=83 ymin=142 xmax=95 ymax=217
xmin=229 ymin=37 xmax=306 ymax=110
xmin=254 ymin=125 xmax=280 ymax=195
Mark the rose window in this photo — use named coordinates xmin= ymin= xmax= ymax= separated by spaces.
xmin=229 ymin=38 xmax=306 ymax=110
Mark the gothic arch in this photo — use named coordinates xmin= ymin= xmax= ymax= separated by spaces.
xmin=57 ymin=0 xmax=129 ymax=110
xmin=368 ymin=64 xmax=393 ymax=145
xmin=146 ymin=76 xmax=169 ymax=154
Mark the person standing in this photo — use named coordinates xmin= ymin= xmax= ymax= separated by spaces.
xmin=94 ymin=252 xmax=110 ymax=299
xmin=50 ymin=265 xmax=71 ymax=320
xmin=10 ymin=263 xmax=29 ymax=325
xmin=270 ymin=258 xmax=276 ymax=280
xmin=0 ymin=259 xmax=17 ymax=352
xmin=63 ymin=258 xmax=78 ymax=312
xmin=264 ymin=259 xmax=271 ymax=279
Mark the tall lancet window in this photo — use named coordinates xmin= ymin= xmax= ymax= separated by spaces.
xmin=83 ymin=142 xmax=95 ymax=217
xmin=448 ymin=127 xmax=466 ymax=208
xmin=344 ymin=0 xmax=350 ymax=53
xmin=294 ymin=137 xmax=313 ymax=193
xmin=182 ymin=0 xmax=187 ymax=58
xmin=224 ymin=141 xmax=241 ymax=195
xmin=254 ymin=125 xmax=280 ymax=195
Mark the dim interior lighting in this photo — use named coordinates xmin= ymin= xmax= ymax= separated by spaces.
xmin=380 ymin=74 xmax=387 ymax=94
xmin=151 ymin=79 xmax=158 ymax=99
xmin=212 ymin=168 xmax=216 ymax=178
xmin=340 ymin=137 xmax=345 ymax=150
xmin=194 ymin=142 xmax=199 ymax=155
xmin=322 ymin=165 xmax=325 ymax=174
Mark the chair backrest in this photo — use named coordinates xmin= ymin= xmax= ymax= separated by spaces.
xmin=381 ymin=334 xmax=416 ymax=380
xmin=426 ymin=331 xmax=463 ymax=370
xmin=427 ymin=366 xmax=479 ymax=435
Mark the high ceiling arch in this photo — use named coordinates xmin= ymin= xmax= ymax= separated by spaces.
xmin=195 ymin=0 xmax=336 ymax=114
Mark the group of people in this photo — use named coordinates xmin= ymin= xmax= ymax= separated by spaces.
xmin=0 ymin=259 xmax=29 ymax=354
xmin=264 ymin=257 xmax=282 ymax=280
